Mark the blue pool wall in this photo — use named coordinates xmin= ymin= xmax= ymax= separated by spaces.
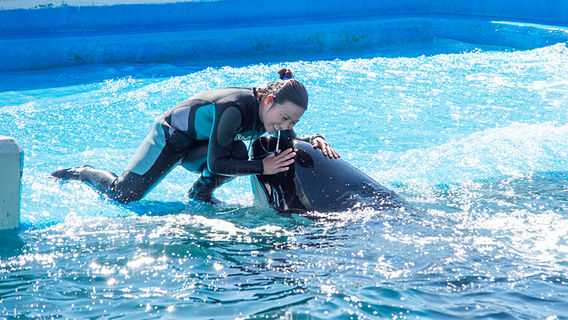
xmin=1 ymin=0 xmax=568 ymax=71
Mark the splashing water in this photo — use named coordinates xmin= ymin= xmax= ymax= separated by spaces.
xmin=1 ymin=43 xmax=568 ymax=318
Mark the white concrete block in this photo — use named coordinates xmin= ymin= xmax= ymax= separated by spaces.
xmin=0 ymin=136 xmax=23 ymax=230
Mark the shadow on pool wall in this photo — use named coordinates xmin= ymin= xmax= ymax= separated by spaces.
xmin=0 ymin=0 xmax=568 ymax=71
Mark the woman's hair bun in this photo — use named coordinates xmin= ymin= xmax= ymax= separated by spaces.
xmin=278 ymin=68 xmax=294 ymax=80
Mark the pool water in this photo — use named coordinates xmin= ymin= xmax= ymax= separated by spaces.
xmin=1 ymin=41 xmax=568 ymax=318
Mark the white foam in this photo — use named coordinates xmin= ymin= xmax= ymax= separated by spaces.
xmin=378 ymin=122 xmax=568 ymax=185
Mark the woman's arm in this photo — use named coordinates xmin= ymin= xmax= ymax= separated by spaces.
xmin=206 ymin=104 xmax=297 ymax=175
xmin=207 ymin=105 xmax=264 ymax=175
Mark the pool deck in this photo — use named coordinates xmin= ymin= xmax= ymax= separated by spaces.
xmin=0 ymin=136 xmax=22 ymax=231
xmin=1 ymin=0 xmax=568 ymax=71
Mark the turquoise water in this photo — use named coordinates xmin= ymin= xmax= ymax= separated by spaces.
xmin=2 ymin=41 xmax=568 ymax=318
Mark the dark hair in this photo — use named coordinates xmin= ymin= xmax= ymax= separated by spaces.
xmin=256 ymin=69 xmax=308 ymax=110
xmin=277 ymin=68 xmax=294 ymax=80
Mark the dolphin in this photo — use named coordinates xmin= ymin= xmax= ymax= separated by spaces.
xmin=250 ymin=136 xmax=406 ymax=214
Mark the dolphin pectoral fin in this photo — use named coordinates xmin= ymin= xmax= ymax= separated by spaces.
xmin=292 ymin=175 xmax=311 ymax=211
xmin=360 ymin=182 xmax=406 ymax=208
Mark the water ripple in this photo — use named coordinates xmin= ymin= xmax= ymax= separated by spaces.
xmin=2 ymin=43 xmax=568 ymax=319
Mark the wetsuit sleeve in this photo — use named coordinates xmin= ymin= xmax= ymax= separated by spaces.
xmin=283 ymin=129 xmax=325 ymax=143
xmin=207 ymin=105 xmax=264 ymax=176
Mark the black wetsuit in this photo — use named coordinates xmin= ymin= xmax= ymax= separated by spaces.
xmin=57 ymin=87 xmax=318 ymax=203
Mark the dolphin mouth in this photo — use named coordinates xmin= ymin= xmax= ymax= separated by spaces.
xmin=250 ymin=134 xmax=293 ymax=160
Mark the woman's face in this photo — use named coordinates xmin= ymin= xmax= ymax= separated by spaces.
xmin=261 ymin=98 xmax=305 ymax=134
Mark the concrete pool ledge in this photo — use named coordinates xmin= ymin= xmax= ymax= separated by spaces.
xmin=0 ymin=136 xmax=23 ymax=231
xmin=0 ymin=0 xmax=568 ymax=71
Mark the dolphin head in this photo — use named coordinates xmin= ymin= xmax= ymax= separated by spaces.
xmin=250 ymin=136 xmax=406 ymax=214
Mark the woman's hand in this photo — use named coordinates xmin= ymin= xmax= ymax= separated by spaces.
xmin=262 ymin=148 xmax=296 ymax=175
xmin=312 ymin=137 xmax=340 ymax=159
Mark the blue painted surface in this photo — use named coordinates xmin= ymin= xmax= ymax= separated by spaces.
xmin=1 ymin=0 xmax=568 ymax=71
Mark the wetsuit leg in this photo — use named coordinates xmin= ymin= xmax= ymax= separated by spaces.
xmin=51 ymin=165 xmax=117 ymax=191
xmin=51 ymin=143 xmax=186 ymax=203
xmin=185 ymin=140 xmax=249 ymax=204
xmin=180 ymin=141 xmax=209 ymax=173
xmin=79 ymin=168 xmax=118 ymax=191
xmin=187 ymin=168 xmax=235 ymax=204
xmin=52 ymin=117 xmax=192 ymax=203
xmin=110 ymin=142 xmax=185 ymax=203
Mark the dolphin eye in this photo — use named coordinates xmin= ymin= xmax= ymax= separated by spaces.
xmin=295 ymin=149 xmax=314 ymax=168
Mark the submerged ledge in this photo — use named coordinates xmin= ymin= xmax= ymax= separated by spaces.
xmin=1 ymin=0 xmax=568 ymax=71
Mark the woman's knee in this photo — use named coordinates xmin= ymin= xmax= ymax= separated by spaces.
xmin=181 ymin=140 xmax=249 ymax=174
xmin=181 ymin=142 xmax=208 ymax=173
